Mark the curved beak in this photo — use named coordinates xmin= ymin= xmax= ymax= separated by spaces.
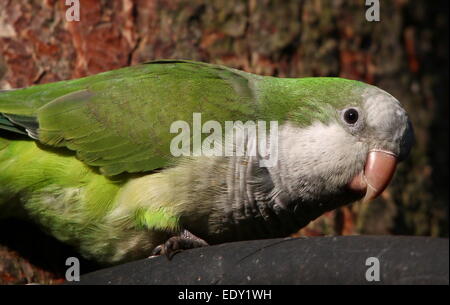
xmin=348 ymin=150 xmax=398 ymax=203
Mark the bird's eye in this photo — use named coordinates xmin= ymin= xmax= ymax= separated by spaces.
xmin=343 ymin=108 xmax=359 ymax=125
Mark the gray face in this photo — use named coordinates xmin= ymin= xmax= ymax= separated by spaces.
xmin=274 ymin=85 xmax=414 ymax=203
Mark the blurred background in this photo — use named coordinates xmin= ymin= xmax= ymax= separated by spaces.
xmin=0 ymin=0 xmax=448 ymax=284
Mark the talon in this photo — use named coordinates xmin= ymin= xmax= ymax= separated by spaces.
xmin=149 ymin=230 xmax=209 ymax=260
xmin=150 ymin=244 xmax=164 ymax=257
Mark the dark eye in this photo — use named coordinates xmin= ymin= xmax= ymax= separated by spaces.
xmin=343 ymin=108 xmax=359 ymax=125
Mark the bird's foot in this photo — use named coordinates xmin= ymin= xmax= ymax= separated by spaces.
xmin=149 ymin=229 xmax=208 ymax=260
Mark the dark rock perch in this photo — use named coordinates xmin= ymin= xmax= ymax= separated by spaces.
xmin=74 ymin=236 xmax=448 ymax=285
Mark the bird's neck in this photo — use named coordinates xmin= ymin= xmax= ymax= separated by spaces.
xmin=230 ymin=156 xmax=313 ymax=238
xmin=180 ymin=155 xmax=313 ymax=244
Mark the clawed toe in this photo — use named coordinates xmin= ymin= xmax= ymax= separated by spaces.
xmin=149 ymin=230 xmax=209 ymax=260
xmin=150 ymin=244 xmax=164 ymax=257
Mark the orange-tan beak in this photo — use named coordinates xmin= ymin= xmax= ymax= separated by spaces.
xmin=348 ymin=149 xmax=398 ymax=203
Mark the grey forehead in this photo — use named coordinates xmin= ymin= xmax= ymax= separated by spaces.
xmin=362 ymin=87 xmax=407 ymax=129
xmin=362 ymin=86 xmax=414 ymax=160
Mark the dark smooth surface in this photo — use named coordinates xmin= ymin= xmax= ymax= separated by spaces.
xmin=75 ymin=236 xmax=449 ymax=285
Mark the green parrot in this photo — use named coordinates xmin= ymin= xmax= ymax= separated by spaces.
xmin=0 ymin=60 xmax=413 ymax=264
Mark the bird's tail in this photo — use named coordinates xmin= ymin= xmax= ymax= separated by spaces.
xmin=0 ymin=113 xmax=28 ymax=135
xmin=0 ymin=89 xmax=38 ymax=137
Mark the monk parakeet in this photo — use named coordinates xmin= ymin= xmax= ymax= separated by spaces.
xmin=0 ymin=60 xmax=413 ymax=264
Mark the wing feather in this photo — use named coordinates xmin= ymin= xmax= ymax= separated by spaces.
xmin=0 ymin=60 xmax=260 ymax=176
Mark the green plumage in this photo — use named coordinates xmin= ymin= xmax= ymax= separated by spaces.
xmin=0 ymin=60 xmax=377 ymax=264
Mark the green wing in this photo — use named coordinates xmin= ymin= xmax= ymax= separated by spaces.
xmin=0 ymin=60 xmax=260 ymax=176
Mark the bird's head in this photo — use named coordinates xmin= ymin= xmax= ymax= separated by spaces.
xmin=270 ymin=78 xmax=414 ymax=204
